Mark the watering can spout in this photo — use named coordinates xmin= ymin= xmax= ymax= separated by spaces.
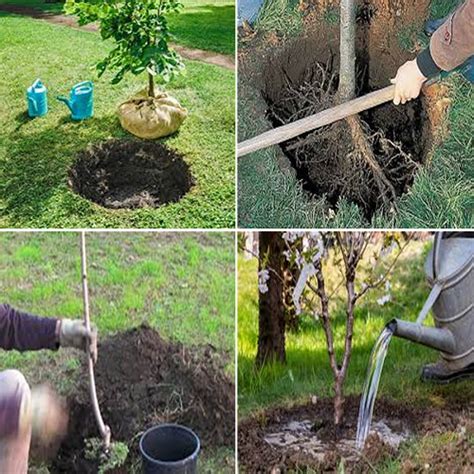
xmin=389 ymin=318 xmax=456 ymax=355
xmin=57 ymin=96 xmax=74 ymax=113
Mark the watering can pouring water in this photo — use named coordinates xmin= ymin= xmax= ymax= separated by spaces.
xmin=57 ymin=81 xmax=94 ymax=120
xmin=390 ymin=232 xmax=474 ymax=383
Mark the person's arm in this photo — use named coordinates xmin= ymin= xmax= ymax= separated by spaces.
xmin=392 ymin=0 xmax=474 ymax=105
xmin=0 ymin=304 xmax=97 ymax=359
xmin=418 ymin=0 xmax=474 ymax=78
xmin=0 ymin=304 xmax=59 ymax=352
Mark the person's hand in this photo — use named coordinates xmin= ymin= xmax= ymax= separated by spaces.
xmin=59 ymin=319 xmax=98 ymax=362
xmin=391 ymin=59 xmax=427 ymax=105
xmin=23 ymin=385 xmax=68 ymax=445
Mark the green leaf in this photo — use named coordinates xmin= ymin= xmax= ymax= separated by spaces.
xmin=70 ymin=0 xmax=185 ymax=86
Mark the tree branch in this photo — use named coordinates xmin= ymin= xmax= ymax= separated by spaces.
xmin=355 ymin=233 xmax=414 ymax=301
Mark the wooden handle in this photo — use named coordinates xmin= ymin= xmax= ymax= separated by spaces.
xmin=80 ymin=232 xmax=111 ymax=450
xmin=237 ymin=85 xmax=396 ymax=157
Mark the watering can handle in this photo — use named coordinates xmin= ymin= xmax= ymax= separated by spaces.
xmin=432 ymin=232 xmax=443 ymax=279
xmin=32 ymin=79 xmax=43 ymax=89
xmin=74 ymin=81 xmax=93 ymax=90
xmin=415 ymin=232 xmax=445 ymax=325
xmin=27 ymin=96 xmax=38 ymax=114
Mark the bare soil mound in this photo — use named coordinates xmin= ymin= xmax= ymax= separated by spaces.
xmin=238 ymin=395 xmax=474 ymax=472
xmin=52 ymin=325 xmax=234 ymax=472
xmin=69 ymin=139 xmax=194 ymax=209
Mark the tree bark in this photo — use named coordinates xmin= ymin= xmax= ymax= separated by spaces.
xmin=338 ymin=0 xmax=356 ymax=101
xmin=148 ymin=72 xmax=155 ymax=97
xmin=334 ymin=376 xmax=344 ymax=426
xmin=283 ymin=240 xmax=301 ymax=332
xmin=256 ymin=232 xmax=286 ymax=368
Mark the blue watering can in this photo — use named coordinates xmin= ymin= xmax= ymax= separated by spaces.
xmin=27 ymin=79 xmax=48 ymax=117
xmin=57 ymin=81 xmax=94 ymax=120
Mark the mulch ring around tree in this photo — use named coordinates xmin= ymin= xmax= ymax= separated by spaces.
xmin=69 ymin=139 xmax=195 ymax=209
xmin=51 ymin=325 xmax=235 ymax=473
xmin=238 ymin=395 xmax=474 ymax=473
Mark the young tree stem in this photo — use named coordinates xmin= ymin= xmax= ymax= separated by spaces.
xmin=339 ymin=0 xmax=356 ymax=101
xmin=148 ymin=72 xmax=156 ymax=97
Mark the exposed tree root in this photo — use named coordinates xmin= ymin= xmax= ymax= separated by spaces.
xmin=346 ymin=115 xmax=397 ymax=208
xmin=266 ymin=61 xmax=417 ymax=214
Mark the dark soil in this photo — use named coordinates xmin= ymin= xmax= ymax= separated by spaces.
xmin=262 ymin=40 xmax=429 ymax=218
xmin=242 ymin=0 xmax=447 ymax=219
xmin=69 ymin=139 xmax=194 ymax=209
xmin=239 ymin=395 xmax=474 ymax=473
xmin=51 ymin=325 xmax=234 ymax=473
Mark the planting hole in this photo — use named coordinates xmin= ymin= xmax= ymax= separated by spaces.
xmin=69 ymin=139 xmax=194 ymax=209
xmin=261 ymin=34 xmax=433 ymax=218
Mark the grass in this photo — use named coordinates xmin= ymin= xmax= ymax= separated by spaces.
xmin=237 ymin=80 xmax=367 ymax=228
xmin=0 ymin=231 xmax=235 ymax=471
xmin=238 ymin=0 xmax=473 ymax=229
xmin=238 ymin=238 xmax=474 ymax=416
xmin=0 ymin=0 xmax=235 ymax=55
xmin=256 ymin=0 xmax=302 ymax=38
xmin=0 ymin=13 xmax=234 ymax=228
xmin=168 ymin=0 xmax=235 ymax=55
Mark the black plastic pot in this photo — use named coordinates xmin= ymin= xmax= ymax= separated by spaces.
xmin=139 ymin=424 xmax=200 ymax=473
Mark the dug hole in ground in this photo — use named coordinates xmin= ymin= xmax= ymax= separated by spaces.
xmin=239 ymin=0 xmax=450 ymax=223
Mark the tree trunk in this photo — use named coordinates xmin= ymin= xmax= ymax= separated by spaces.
xmin=338 ymin=0 xmax=356 ymax=101
xmin=334 ymin=376 xmax=344 ymax=427
xmin=338 ymin=0 xmax=396 ymax=205
xmin=148 ymin=72 xmax=155 ymax=97
xmin=256 ymin=232 xmax=286 ymax=368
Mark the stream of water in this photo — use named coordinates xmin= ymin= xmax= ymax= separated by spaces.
xmin=355 ymin=324 xmax=395 ymax=450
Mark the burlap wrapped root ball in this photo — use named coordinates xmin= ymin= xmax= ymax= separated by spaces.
xmin=118 ymin=89 xmax=188 ymax=139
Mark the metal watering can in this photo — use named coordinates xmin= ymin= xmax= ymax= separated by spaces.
xmin=27 ymin=79 xmax=48 ymax=117
xmin=390 ymin=233 xmax=474 ymax=372
xmin=57 ymin=81 xmax=94 ymax=120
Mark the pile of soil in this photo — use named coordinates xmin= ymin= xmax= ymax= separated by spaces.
xmin=52 ymin=325 xmax=234 ymax=472
xmin=238 ymin=395 xmax=474 ymax=473
xmin=69 ymin=139 xmax=194 ymax=209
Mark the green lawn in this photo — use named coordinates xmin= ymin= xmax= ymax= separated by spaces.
xmin=0 ymin=231 xmax=235 ymax=470
xmin=0 ymin=13 xmax=235 ymax=228
xmin=0 ymin=0 xmax=236 ymax=55
xmin=169 ymin=0 xmax=235 ymax=55
xmin=238 ymin=0 xmax=473 ymax=228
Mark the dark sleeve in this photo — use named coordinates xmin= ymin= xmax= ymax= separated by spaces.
xmin=0 ymin=391 xmax=22 ymax=438
xmin=0 ymin=304 xmax=59 ymax=351
xmin=417 ymin=0 xmax=474 ymax=77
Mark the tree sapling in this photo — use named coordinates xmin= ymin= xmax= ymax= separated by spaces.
xmin=281 ymin=231 xmax=412 ymax=427
xmin=65 ymin=0 xmax=188 ymax=139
